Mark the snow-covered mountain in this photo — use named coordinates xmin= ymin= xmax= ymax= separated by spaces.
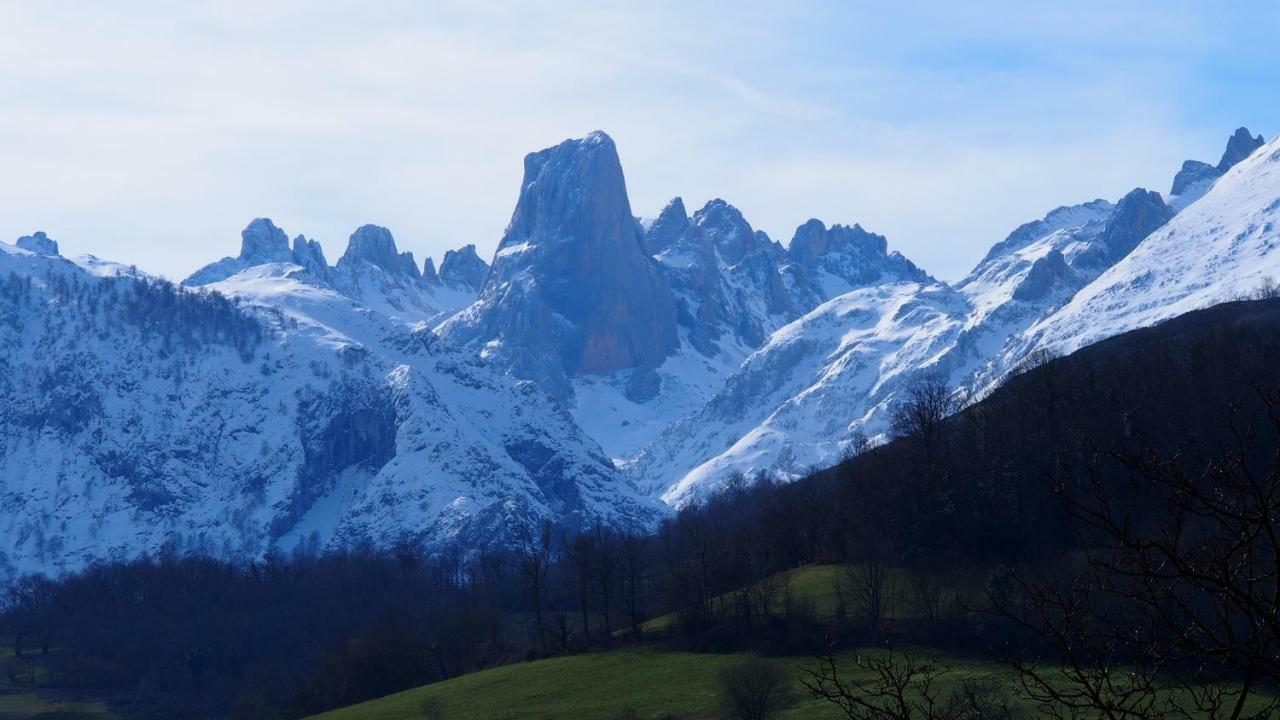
xmin=437 ymin=132 xmax=929 ymax=460
xmin=0 ymin=224 xmax=662 ymax=579
xmin=3 ymin=125 xmax=1275 ymax=573
xmin=643 ymin=128 xmax=1271 ymax=504
xmin=1011 ymin=132 xmax=1280 ymax=364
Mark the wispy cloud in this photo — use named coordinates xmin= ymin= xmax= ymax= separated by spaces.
xmin=0 ymin=1 xmax=1276 ymax=280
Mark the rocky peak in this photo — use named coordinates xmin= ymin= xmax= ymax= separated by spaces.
xmin=1218 ymin=127 xmax=1266 ymax=173
xmin=645 ymin=197 xmax=690 ymax=255
xmin=1169 ymin=127 xmax=1267 ymax=199
xmin=1171 ymin=160 xmax=1220 ymax=196
xmin=338 ymin=224 xmax=421 ymax=279
xmin=438 ymin=244 xmax=490 ymax=291
xmin=785 ymin=219 xmax=930 ymax=299
xmin=443 ymin=130 xmax=679 ymax=390
xmin=16 ymin=231 xmax=59 ymax=256
xmin=184 ymin=218 xmax=298 ymax=286
xmin=1079 ymin=188 xmax=1172 ymax=271
xmin=422 ymin=257 xmax=440 ymax=285
xmin=239 ymin=218 xmax=293 ymax=265
xmin=693 ymin=199 xmax=762 ymax=265
xmin=788 ymin=219 xmax=886 ymax=265
xmin=291 ymin=235 xmax=330 ymax=281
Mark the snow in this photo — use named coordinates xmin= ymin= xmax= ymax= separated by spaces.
xmin=1020 ymin=135 xmax=1280 ymax=361
xmin=0 ymin=232 xmax=663 ymax=581
xmin=5 ymin=130 xmax=1276 ymax=573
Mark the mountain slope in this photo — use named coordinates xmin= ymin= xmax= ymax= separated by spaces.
xmin=642 ymin=187 xmax=1173 ymax=503
xmin=640 ymin=129 xmax=1269 ymax=503
xmin=0 ymin=230 xmax=662 ymax=580
xmin=1008 ymin=133 xmax=1280 ymax=364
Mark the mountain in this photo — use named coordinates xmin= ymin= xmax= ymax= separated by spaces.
xmin=641 ymin=129 xmax=1265 ymax=504
xmin=2 ymin=125 xmax=1273 ymax=574
xmin=1008 ymin=132 xmax=1280 ymax=366
xmin=440 ymin=132 xmax=680 ymax=400
xmin=437 ymin=244 xmax=490 ymax=292
xmin=1169 ymin=126 xmax=1265 ymax=208
xmin=0 ymin=226 xmax=662 ymax=581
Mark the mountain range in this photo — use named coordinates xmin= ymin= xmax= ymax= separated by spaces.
xmin=0 ymin=126 xmax=1274 ymax=577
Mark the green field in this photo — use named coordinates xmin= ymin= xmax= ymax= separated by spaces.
xmin=307 ymin=647 xmax=1030 ymax=720
xmin=311 ymin=564 xmax=1002 ymax=719
xmin=312 ymin=562 xmax=1273 ymax=720
xmin=0 ymin=691 xmax=113 ymax=720
xmin=639 ymin=563 xmax=973 ymax=633
xmin=0 ymin=646 xmax=115 ymax=720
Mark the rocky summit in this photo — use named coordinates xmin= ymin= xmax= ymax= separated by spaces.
xmin=441 ymin=131 xmax=680 ymax=396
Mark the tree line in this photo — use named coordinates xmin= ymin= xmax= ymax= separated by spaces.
xmin=4 ymin=298 xmax=1280 ymax=719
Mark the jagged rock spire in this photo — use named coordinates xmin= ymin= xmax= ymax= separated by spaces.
xmin=291 ymin=235 xmax=330 ymax=281
xmin=443 ymin=131 xmax=679 ymax=392
xmin=439 ymin=244 xmax=490 ymax=291
xmin=644 ymin=197 xmax=690 ymax=255
xmin=1218 ymin=127 xmax=1266 ymax=172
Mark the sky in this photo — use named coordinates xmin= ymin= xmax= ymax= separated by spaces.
xmin=1 ymin=1 xmax=1277 ymax=282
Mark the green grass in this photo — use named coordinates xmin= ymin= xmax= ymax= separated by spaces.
xmin=311 ymin=561 xmax=1275 ymax=720
xmin=638 ymin=563 xmax=976 ymax=633
xmin=0 ymin=645 xmax=115 ymax=720
xmin=306 ymin=648 xmax=1030 ymax=720
xmin=0 ymin=692 xmax=113 ymax=720
xmin=306 ymin=646 xmax=1280 ymax=720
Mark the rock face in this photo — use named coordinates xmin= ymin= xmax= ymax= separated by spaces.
xmin=785 ymin=219 xmax=931 ymax=305
xmin=1169 ymin=127 xmax=1266 ymax=204
xmin=442 ymin=131 xmax=679 ymax=396
xmin=1218 ymin=127 xmax=1266 ymax=172
xmin=421 ymin=257 xmax=440 ymax=285
xmin=1171 ymin=160 xmax=1220 ymax=196
xmin=16 ymin=231 xmax=59 ymax=256
xmin=1072 ymin=189 xmax=1173 ymax=272
xmin=642 ymin=197 xmax=690 ymax=255
xmin=337 ymin=224 xmax=422 ymax=279
xmin=291 ymin=235 xmax=331 ymax=282
xmin=646 ymin=198 xmax=789 ymax=355
xmin=438 ymin=244 xmax=490 ymax=291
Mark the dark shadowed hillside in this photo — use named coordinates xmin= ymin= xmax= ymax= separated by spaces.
xmin=822 ymin=296 xmax=1280 ymax=566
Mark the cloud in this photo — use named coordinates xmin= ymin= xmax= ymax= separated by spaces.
xmin=0 ymin=1 xmax=1276 ymax=281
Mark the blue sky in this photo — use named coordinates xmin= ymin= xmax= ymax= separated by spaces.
xmin=1 ymin=1 xmax=1276 ymax=281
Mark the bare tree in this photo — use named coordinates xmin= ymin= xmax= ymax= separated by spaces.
xmin=842 ymin=535 xmax=897 ymax=643
xmin=564 ymin=531 xmax=595 ymax=643
xmin=802 ymin=642 xmax=1010 ymax=720
xmin=617 ymin=530 xmax=648 ymax=638
xmin=515 ymin=521 xmax=554 ymax=650
xmin=991 ymin=389 xmax=1280 ymax=719
xmin=1011 ymin=347 xmax=1060 ymax=377
xmin=890 ymin=378 xmax=957 ymax=446
xmin=718 ymin=658 xmax=794 ymax=720
xmin=1252 ymin=275 xmax=1280 ymax=300
xmin=593 ymin=523 xmax=617 ymax=640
